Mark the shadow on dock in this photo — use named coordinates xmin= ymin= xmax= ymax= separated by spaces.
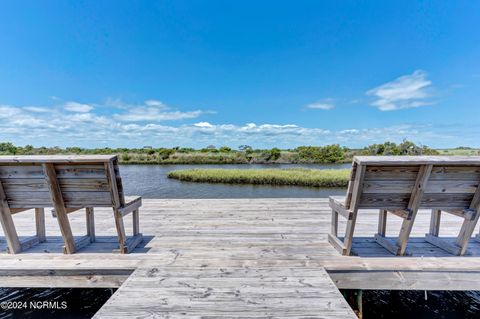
xmin=350 ymin=236 xmax=480 ymax=257
xmin=0 ymin=236 xmax=154 ymax=254
xmin=3 ymin=234 xmax=480 ymax=257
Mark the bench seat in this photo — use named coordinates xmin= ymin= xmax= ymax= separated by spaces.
xmin=0 ymin=155 xmax=143 ymax=254
xmin=328 ymin=156 xmax=480 ymax=256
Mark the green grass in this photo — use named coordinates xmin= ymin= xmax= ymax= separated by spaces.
xmin=168 ymin=168 xmax=350 ymax=188
xmin=437 ymin=149 xmax=480 ymax=156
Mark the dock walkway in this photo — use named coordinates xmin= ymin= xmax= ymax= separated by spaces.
xmin=2 ymin=198 xmax=480 ymax=318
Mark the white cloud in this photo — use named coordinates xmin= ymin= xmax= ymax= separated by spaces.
xmin=305 ymin=102 xmax=335 ymax=110
xmin=113 ymin=100 xmax=208 ymax=122
xmin=64 ymin=102 xmax=94 ymax=113
xmin=194 ymin=122 xmax=214 ymax=128
xmin=0 ymin=98 xmax=470 ymax=149
xmin=115 ymin=109 xmax=205 ymax=122
xmin=144 ymin=99 xmax=167 ymax=108
xmin=366 ymin=70 xmax=433 ymax=111
xmin=0 ymin=105 xmax=23 ymax=118
xmin=339 ymin=129 xmax=359 ymax=134
xmin=23 ymin=106 xmax=52 ymax=113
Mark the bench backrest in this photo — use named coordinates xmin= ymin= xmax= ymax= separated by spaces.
xmin=345 ymin=156 xmax=480 ymax=211
xmin=0 ymin=155 xmax=125 ymax=209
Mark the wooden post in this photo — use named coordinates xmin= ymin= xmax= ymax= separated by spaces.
xmin=0 ymin=181 xmax=21 ymax=254
xmin=43 ymin=163 xmax=76 ymax=254
xmin=356 ymin=290 xmax=363 ymax=319
xmin=378 ymin=209 xmax=387 ymax=236
xmin=456 ymin=184 xmax=480 ymax=254
xmin=456 ymin=213 xmax=480 ymax=255
xmin=397 ymin=164 xmax=432 ymax=255
xmin=105 ymin=162 xmax=127 ymax=252
xmin=345 ymin=162 xmax=357 ymax=209
xmin=114 ymin=209 xmax=127 ymax=251
xmin=331 ymin=210 xmax=338 ymax=237
xmin=105 ymin=162 xmax=120 ymax=209
xmin=86 ymin=207 xmax=95 ymax=242
xmin=35 ymin=208 xmax=46 ymax=243
xmin=343 ymin=164 xmax=366 ymax=255
xmin=429 ymin=209 xmax=441 ymax=237
xmin=427 ymin=183 xmax=480 ymax=255
xmin=132 ymin=209 xmax=140 ymax=236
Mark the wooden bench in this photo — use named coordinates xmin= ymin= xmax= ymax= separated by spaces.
xmin=0 ymin=155 xmax=142 ymax=254
xmin=329 ymin=156 xmax=480 ymax=256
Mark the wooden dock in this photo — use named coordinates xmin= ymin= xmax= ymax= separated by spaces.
xmin=2 ymin=198 xmax=480 ymax=318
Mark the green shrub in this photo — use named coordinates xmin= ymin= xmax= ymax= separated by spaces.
xmin=0 ymin=142 xmax=18 ymax=154
xmin=270 ymin=148 xmax=281 ymax=160
xmin=219 ymin=146 xmax=232 ymax=153
xmin=121 ymin=153 xmax=132 ymax=162
xmin=158 ymin=148 xmax=175 ymax=160
xmin=296 ymin=144 xmax=345 ymax=163
xmin=362 ymin=140 xmax=439 ymax=156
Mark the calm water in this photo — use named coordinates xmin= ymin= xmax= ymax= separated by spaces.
xmin=1 ymin=164 xmax=479 ymax=318
xmin=343 ymin=290 xmax=480 ymax=319
xmin=119 ymin=163 xmax=350 ymax=198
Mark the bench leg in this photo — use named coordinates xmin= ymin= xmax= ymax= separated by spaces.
xmin=375 ymin=212 xmax=403 ymax=255
xmin=132 ymin=209 xmax=140 ymax=235
xmin=113 ymin=209 xmax=127 ymax=252
xmin=396 ymin=210 xmax=418 ymax=256
xmin=372 ymin=209 xmax=401 ymax=253
xmin=328 ymin=205 xmax=357 ymax=256
xmin=426 ymin=209 xmax=479 ymax=256
xmin=112 ymin=208 xmax=142 ymax=254
xmin=343 ymin=209 xmax=358 ymax=256
xmin=56 ymin=210 xmax=76 ymax=254
xmin=328 ymin=208 xmax=347 ymax=255
xmin=378 ymin=209 xmax=387 ymax=236
xmin=397 ymin=219 xmax=413 ymax=256
xmin=429 ymin=209 xmax=441 ymax=237
xmin=456 ymin=211 xmax=480 ymax=255
xmin=331 ymin=209 xmax=338 ymax=237
xmin=1 ymin=208 xmax=46 ymax=254
xmin=35 ymin=208 xmax=46 ymax=243
xmin=0 ymin=207 xmax=21 ymax=254
xmin=86 ymin=207 xmax=95 ymax=242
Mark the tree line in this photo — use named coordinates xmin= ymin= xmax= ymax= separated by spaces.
xmin=0 ymin=140 xmax=442 ymax=164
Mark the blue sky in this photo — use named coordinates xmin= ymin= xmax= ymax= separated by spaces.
xmin=0 ymin=1 xmax=479 ymax=149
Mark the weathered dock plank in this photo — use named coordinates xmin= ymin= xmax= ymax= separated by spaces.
xmin=93 ymin=267 xmax=356 ymax=318
xmin=1 ymin=198 xmax=480 ymax=317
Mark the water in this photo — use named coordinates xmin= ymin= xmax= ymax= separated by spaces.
xmin=119 ymin=163 xmax=350 ymax=198
xmin=1 ymin=164 xmax=479 ymax=318
xmin=343 ymin=290 xmax=480 ymax=319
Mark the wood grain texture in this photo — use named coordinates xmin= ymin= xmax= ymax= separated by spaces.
xmin=105 ymin=162 xmax=121 ymax=209
xmin=0 ymin=155 xmax=116 ymax=163
xmin=0 ymin=165 xmax=108 ymax=179
xmin=35 ymin=208 xmax=46 ymax=242
xmin=396 ymin=164 xmax=433 ymax=255
xmin=93 ymin=267 xmax=356 ymax=319
xmin=43 ymin=163 xmax=76 ymax=254
xmin=355 ymin=156 xmax=480 ymax=165
xmin=86 ymin=207 xmax=95 ymax=242
xmin=0 ymin=198 xmax=480 ymax=317
xmin=344 ymin=162 xmax=357 ymax=208
xmin=0 ymin=158 xmax=141 ymax=254
xmin=0 ymin=180 xmax=21 ymax=253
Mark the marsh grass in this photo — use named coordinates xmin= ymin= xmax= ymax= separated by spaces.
xmin=168 ymin=168 xmax=350 ymax=187
xmin=437 ymin=149 xmax=480 ymax=156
